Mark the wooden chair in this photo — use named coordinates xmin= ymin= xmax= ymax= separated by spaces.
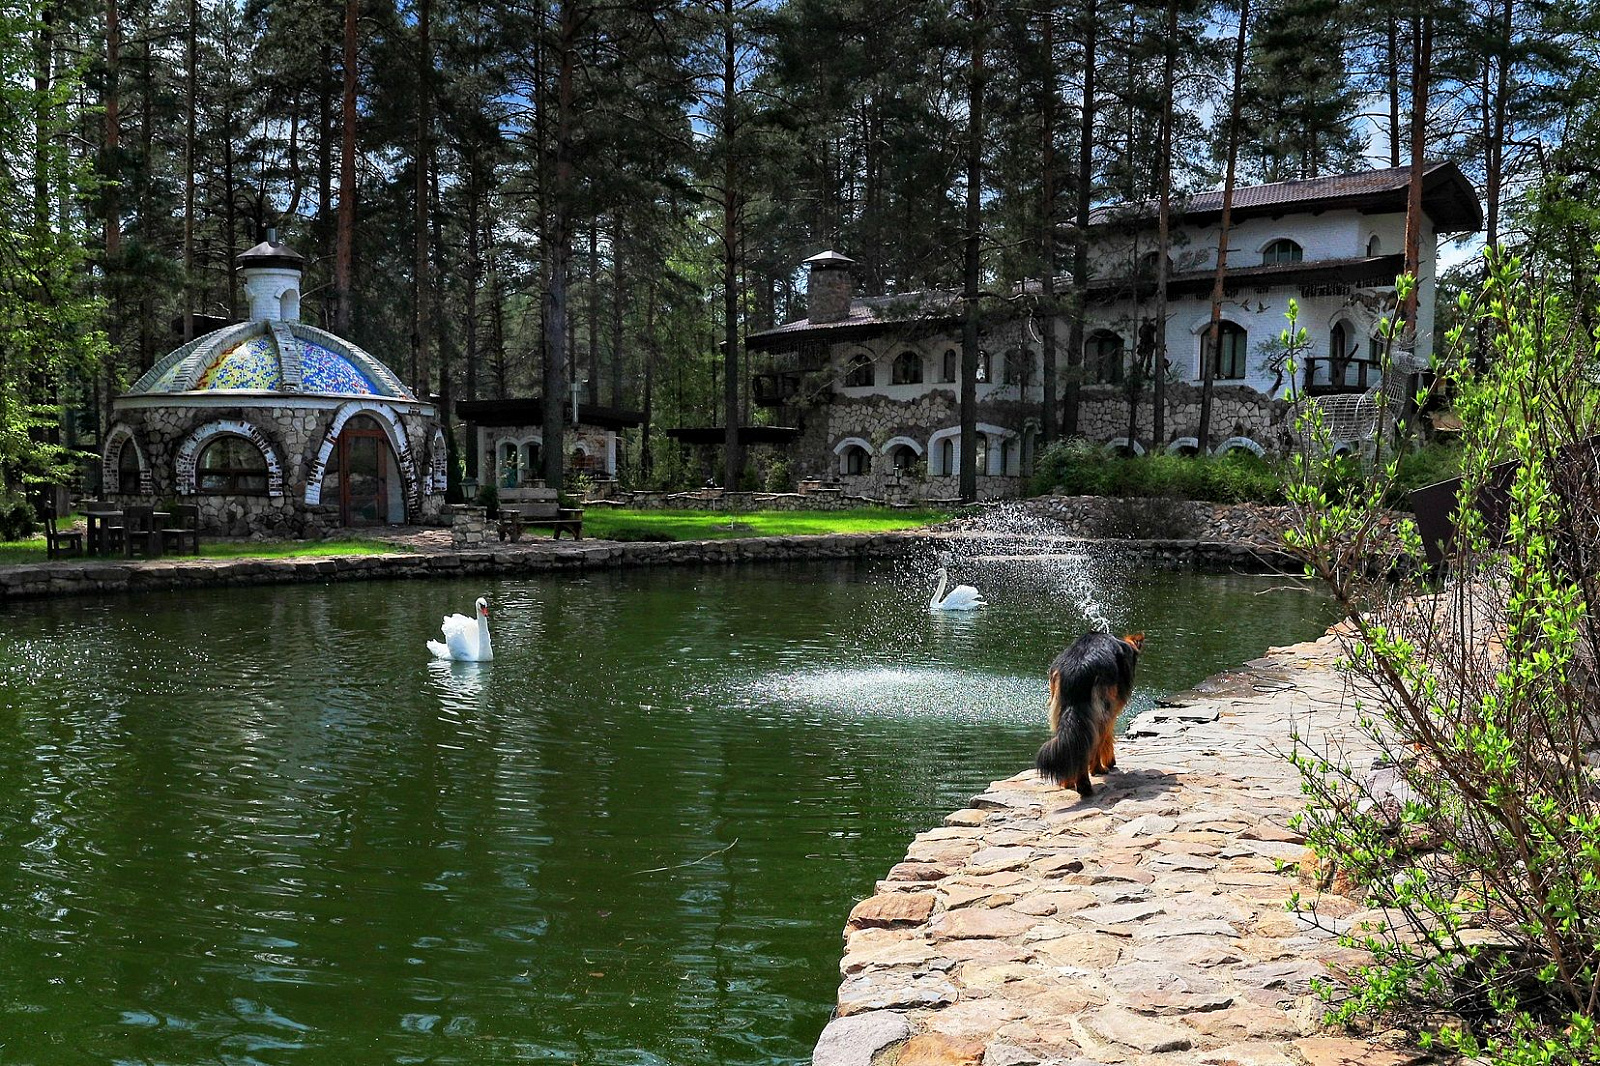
xmin=123 ymin=505 xmax=162 ymax=559
xmin=160 ymin=504 xmax=202 ymax=556
xmin=43 ymin=508 xmax=84 ymax=559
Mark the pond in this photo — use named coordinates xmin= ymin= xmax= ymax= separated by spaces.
xmin=0 ymin=553 xmax=1337 ymax=1064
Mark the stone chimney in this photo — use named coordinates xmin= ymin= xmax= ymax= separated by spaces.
xmin=237 ymin=227 xmax=305 ymax=324
xmin=804 ymin=250 xmax=855 ymax=324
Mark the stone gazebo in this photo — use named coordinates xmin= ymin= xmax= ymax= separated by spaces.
xmin=103 ymin=233 xmax=446 ymax=536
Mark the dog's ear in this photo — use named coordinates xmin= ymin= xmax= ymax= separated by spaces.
xmin=1123 ymin=632 xmax=1145 ymax=651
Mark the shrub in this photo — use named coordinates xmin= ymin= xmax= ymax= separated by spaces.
xmin=474 ymin=484 xmax=499 ymax=519
xmin=1282 ymin=273 xmax=1599 ymax=1065
xmin=0 ymin=490 xmax=36 ymax=540
xmin=1030 ymin=438 xmax=1286 ymax=503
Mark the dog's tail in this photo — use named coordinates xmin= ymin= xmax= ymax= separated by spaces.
xmin=1035 ymin=670 xmax=1098 ymax=787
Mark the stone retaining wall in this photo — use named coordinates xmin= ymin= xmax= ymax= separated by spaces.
xmin=0 ymin=532 xmax=1299 ymax=603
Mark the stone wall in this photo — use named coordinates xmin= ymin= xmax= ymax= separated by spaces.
xmin=1075 ymin=381 xmax=1294 ymax=452
xmin=0 ymin=529 xmax=1300 ymax=602
xmin=107 ymin=398 xmax=445 ymax=537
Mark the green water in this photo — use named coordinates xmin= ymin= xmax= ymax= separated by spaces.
xmin=0 ymin=555 xmax=1336 ymax=1064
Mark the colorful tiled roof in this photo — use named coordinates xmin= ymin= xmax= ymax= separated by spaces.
xmin=126 ymin=322 xmax=413 ymax=400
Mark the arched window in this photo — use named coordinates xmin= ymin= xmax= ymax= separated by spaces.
xmin=117 ymin=439 xmax=141 ymax=491
xmin=522 ymin=441 xmax=541 ymax=480
xmin=886 ymin=444 xmax=918 ymax=471
xmin=839 ymin=444 xmax=871 ymax=475
xmin=999 ymin=439 xmax=1015 ymax=475
xmin=843 ymin=353 xmax=875 ymax=387
xmin=1366 ymin=234 xmax=1381 ymax=256
xmin=1204 ymin=321 xmax=1248 ymax=381
xmin=891 ymin=350 xmax=923 ymax=385
xmin=977 ymin=351 xmax=991 ymax=383
xmin=941 ymin=349 xmax=958 ymax=383
xmin=197 ymin=435 xmax=269 ymax=494
xmin=933 ymin=437 xmax=955 ymax=476
xmin=1137 ymin=250 xmax=1172 ymax=276
xmin=973 ymin=436 xmax=989 ymax=475
xmin=1262 ymin=239 xmax=1303 ymax=266
xmin=1088 ymin=332 xmax=1125 ymax=385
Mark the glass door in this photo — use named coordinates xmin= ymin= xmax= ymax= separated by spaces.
xmin=335 ymin=416 xmax=390 ymax=526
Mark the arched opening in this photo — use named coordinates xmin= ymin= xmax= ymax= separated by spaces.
xmin=941 ymin=349 xmax=958 ymax=383
xmin=1261 ymin=239 xmax=1303 ymax=265
xmin=499 ymin=441 xmax=520 ymax=488
xmin=522 ymin=441 xmax=542 ymax=482
xmin=279 ymin=287 xmax=300 ymax=321
xmin=197 ymin=435 xmax=269 ymax=494
xmin=843 ymin=353 xmax=875 ymax=387
xmin=937 ymin=437 xmax=955 ymax=476
xmin=977 ymin=351 xmax=991 ymax=383
xmin=886 ymin=444 xmax=919 ymax=472
xmin=973 ymin=435 xmax=989 ymax=475
xmin=116 ymin=438 xmax=142 ymax=493
xmin=325 ymin=414 xmax=402 ymax=525
xmin=1087 ymin=331 xmax=1125 ymax=384
xmin=891 ymin=350 xmax=923 ymax=385
xmin=839 ymin=444 xmax=871 ymax=476
xmin=1366 ymin=234 xmax=1381 ymax=256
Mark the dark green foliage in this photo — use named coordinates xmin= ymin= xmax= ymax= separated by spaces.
xmin=1031 ymin=438 xmax=1285 ymax=503
xmin=0 ymin=490 xmax=37 ymax=541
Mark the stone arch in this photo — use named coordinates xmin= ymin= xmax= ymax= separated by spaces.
xmin=101 ymin=422 xmax=152 ymax=495
xmin=426 ymin=426 xmax=449 ymax=495
xmin=881 ymin=435 xmax=924 ymax=457
xmin=832 ymin=436 xmax=875 ymax=458
xmin=1104 ymin=437 xmax=1146 ymax=456
xmin=1215 ymin=435 xmax=1265 ymax=457
xmin=1166 ymin=436 xmax=1200 ymax=455
xmin=305 ymin=400 xmax=420 ymax=512
xmin=834 ymin=436 xmax=873 ymax=476
xmin=175 ymin=418 xmax=285 ymax=497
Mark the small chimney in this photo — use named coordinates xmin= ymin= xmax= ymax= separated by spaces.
xmin=237 ymin=230 xmax=305 ymax=324
xmin=804 ymin=250 xmax=855 ymax=324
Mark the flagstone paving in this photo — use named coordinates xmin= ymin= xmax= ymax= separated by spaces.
xmin=814 ymin=631 xmax=1443 ymax=1066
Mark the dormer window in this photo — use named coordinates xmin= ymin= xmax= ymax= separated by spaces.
xmin=1262 ymin=239 xmax=1303 ymax=266
xmin=843 ymin=353 xmax=875 ymax=388
xmin=1366 ymin=234 xmax=1381 ymax=256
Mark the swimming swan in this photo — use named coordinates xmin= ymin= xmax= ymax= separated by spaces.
xmin=427 ymin=596 xmax=494 ymax=662
xmin=929 ymin=567 xmax=986 ymax=611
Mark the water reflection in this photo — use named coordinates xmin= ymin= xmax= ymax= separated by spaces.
xmin=0 ymin=560 xmax=1335 ymax=1065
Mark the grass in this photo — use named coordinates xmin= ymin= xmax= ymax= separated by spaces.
xmin=579 ymin=507 xmax=952 ymax=541
xmin=0 ymin=535 xmax=405 ymax=567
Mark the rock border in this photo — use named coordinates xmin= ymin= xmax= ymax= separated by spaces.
xmin=813 ymin=635 xmax=1438 ymax=1066
xmin=0 ymin=532 xmax=1300 ymax=603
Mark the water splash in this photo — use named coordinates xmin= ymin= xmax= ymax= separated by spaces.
xmin=926 ymin=501 xmax=1122 ymax=633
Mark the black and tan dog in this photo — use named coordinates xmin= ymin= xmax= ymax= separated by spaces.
xmin=1035 ymin=631 xmax=1145 ymax=797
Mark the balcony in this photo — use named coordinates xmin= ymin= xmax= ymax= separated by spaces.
xmin=1301 ymin=356 xmax=1380 ymax=396
xmin=753 ymin=371 xmax=802 ymax=407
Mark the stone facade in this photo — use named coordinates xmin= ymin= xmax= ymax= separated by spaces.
xmin=107 ymin=396 xmax=445 ymax=537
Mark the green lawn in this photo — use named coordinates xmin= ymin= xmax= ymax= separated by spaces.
xmin=579 ymin=507 xmax=952 ymax=542
xmin=0 ymin=535 xmax=405 ymax=567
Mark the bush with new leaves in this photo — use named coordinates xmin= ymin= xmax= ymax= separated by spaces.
xmin=1281 ymin=265 xmax=1599 ymax=1065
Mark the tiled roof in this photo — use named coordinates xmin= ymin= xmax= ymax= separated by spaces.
xmin=1090 ymin=161 xmax=1481 ymax=232
xmin=747 ymin=290 xmax=959 ymax=345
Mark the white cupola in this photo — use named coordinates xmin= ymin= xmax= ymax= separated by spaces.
xmin=237 ymin=227 xmax=305 ymax=324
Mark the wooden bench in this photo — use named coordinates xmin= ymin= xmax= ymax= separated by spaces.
xmin=497 ymin=503 xmax=583 ymax=541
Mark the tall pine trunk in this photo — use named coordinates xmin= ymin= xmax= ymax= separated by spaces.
xmin=1039 ymin=5 xmax=1057 ymax=445
xmin=959 ymin=0 xmax=985 ymax=502
xmin=720 ymin=0 xmax=742 ymax=489
xmin=1065 ymin=0 xmax=1095 ymax=439
xmin=1200 ymin=0 xmax=1249 ymax=451
xmin=182 ymin=0 xmax=196 ymax=340
xmin=335 ymin=0 xmax=358 ymax=336
xmin=412 ymin=0 xmax=432 ymax=395
xmin=1402 ymin=14 xmax=1431 ymax=338
xmin=543 ymin=0 xmax=576 ymax=492
xmin=1151 ymin=0 xmax=1179 ymax=448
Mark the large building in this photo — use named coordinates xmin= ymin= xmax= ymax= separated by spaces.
xmin=746 ymin=162 xmax=1482 ymax=499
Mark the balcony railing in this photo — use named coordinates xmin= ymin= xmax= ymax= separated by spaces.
xmin=1301 ymin=355 xmax=1380 ymax=395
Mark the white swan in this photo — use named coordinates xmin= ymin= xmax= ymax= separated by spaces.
xmin=427 ymin=596 xmax=494 ymax=662
xmin=929 ymin=567 xmax=986 ymax=611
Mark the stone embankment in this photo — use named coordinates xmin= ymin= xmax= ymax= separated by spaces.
xmin=0 ymin=530 xmax=1299 ymax=602
xmin=814 ymin=635 xmax=1431 ymax=1066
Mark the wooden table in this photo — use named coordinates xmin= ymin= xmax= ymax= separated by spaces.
xmin=85 ymin=510 xmax=124 ymax=557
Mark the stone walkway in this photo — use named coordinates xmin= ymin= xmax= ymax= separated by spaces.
xmin=814 ymin=633 xmax=1436 ymax=1066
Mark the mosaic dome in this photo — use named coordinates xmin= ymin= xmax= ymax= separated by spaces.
xmin=129 ymin=320 xmax=417 ymax=401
